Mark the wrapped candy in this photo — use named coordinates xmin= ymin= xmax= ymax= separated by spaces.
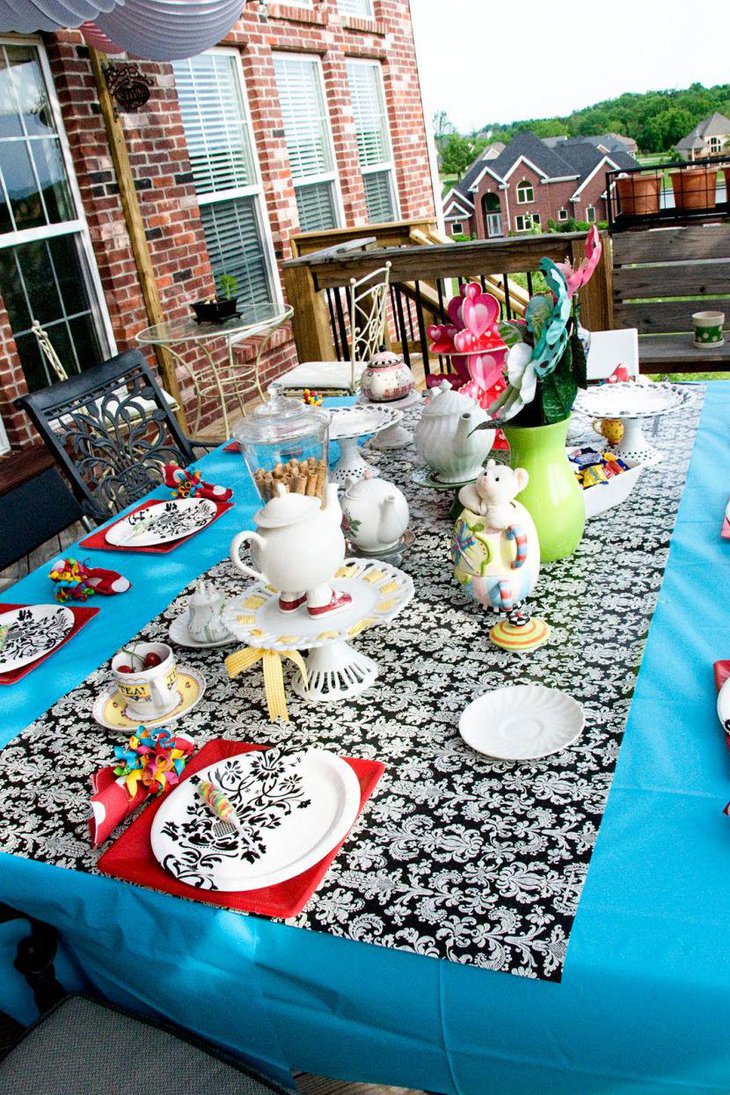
xmin=162 ymin=464 xmax=233 ymax=502
xmin=195 ymin=778 xmax=240 ymax=829
xmin=49 ymin=557 xmax=130 ymax=603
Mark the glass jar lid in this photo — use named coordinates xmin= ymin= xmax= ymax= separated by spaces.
xmin=232 ymin=395 xmax=330 ymax=445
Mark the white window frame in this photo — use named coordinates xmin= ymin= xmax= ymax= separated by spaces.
xmin=531 ymin=212 xmax=541 ymax=226
xmin=346 ymin=57 xmax=400 ymax=223
xmin=176 ymin=48 xmax=283 ymax=312
xmin=273 ymin=51 xmax=344 ymax=233
xmin=558 ymin=207 xmax=568 ymax=221
xmin=708 ymin=135 xmax=722 ymax=154
xmin=516 ymin=180 xmax=534 ymax=204
xmin=585 ymin=205 xmax=596 ymax=223
xmin=449 ymin=220 xmax=463 ymax=235
xmin=338 ymin=0 xmax=375 ymax=17
xmin=0 ymin=36 xmax=115 ymax=376
xmin=282 ymin=0 xmax=313 ymax=7
xmin=514 ymin=213 xmax=538 ymax=232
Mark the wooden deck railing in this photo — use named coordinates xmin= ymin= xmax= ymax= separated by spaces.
xmin=282 ymin=228 xmax=613 ymax=378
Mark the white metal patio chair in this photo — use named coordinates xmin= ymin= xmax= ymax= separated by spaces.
xmin=270 ymin=263 xmax=391 ymax=396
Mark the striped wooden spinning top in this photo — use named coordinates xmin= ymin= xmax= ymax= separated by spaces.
xmin=489 ymin=616 xmax=550 ymax=653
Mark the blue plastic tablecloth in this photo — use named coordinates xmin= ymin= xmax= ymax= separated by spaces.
xmin=1 ymin=386 xmax=729 ymax=1093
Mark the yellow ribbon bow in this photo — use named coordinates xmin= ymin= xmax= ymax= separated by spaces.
xmin=225 ymin=647 xmax=308 ymax=722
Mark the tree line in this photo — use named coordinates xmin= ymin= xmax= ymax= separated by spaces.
xmin=435 ymin=82 xmax=730 ymax=177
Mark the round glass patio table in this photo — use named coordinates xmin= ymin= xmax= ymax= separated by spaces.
xmin=137 ymin=303 xmax=293 ymax=440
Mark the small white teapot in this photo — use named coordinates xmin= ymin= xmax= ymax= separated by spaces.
xmin=230 ymin=483 xmax=352 ymax=617
xmin=342 ymin=476 xmax=409 ymax=553
xmin=415 ymin=380 xmax=494 ymax=483
xmin=360 ymin=349 xmax=414 ymax=403
xmin=187 ymin=580 xmax=229 ymax=644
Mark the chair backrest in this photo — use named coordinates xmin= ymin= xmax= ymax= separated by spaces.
xmin=15 ymin=350 xmax=194 ymax=523
xmin=0 ymin=467 xmax=85 ymax=571
xmin=586 ymin=328 xmax=639 ymax=381
xmin=348 ymin=262 xmax=391 ymax=389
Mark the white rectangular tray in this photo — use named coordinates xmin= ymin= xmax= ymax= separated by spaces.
xmin=568 ymin=449 xmax=644 ymax=519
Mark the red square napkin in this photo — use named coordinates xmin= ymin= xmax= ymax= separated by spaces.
xmin=80 ymin=498 xmax=233 ymax=555
xmin=223 ymin=441 xmax=240 ymax=453
xmin=0 ymin=602 xmax=99 ymax=686
xmin=722 ymin=517 xmax=730 ymax=541
xmin=98 ymin=739 xmax=385 ymax=918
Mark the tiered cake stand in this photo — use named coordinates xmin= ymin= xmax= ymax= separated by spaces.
xmin=573 ymin=381 xmax=693 ymax=467
xmin=327 ymin=405 xmax=403 ymax=483
xmin=358 ymin=390 xmax=422 ymax=451
xmin=223 ymin=557 xmax=414 ymax=703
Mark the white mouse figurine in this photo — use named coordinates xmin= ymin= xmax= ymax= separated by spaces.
xmin=459 ymin=459 xmax=529 ymax=531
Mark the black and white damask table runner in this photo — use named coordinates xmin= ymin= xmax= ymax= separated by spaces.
xmin=0 ymin=394 xmax=701 ymax=982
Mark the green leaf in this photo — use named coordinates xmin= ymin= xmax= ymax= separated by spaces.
xmin=497 ymin=321 xmax=525 ymax=349
xmin=540 ymin=343 xmax=577 ymax=423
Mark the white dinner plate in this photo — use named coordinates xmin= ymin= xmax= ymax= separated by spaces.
xmin=717 ymin=679 xmax=730 ymax=730
xmin=151 ymin=747 xmax=361 ymax=892
xmin=0 ymin=604 xmax=74 ymax=674
xmin=327 ymin=405 xmax=402 ymax=441
xmin=105 ymin=497 xmax=217 ymax=547
xmin=459 ymin=684 xmax=585 ymax=761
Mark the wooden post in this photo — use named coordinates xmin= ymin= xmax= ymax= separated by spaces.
xmin=282 ymin=262 xmax=335 ymax=362
xmin=88 ymin=47 xmax=188 ymax=430
xmin=571 ymin=231 xmax=614 ymax=332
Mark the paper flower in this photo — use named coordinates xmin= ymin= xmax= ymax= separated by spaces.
xmin=555 ymin=225 xmax=602 ymax=299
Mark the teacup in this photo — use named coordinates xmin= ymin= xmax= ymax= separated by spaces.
xmin=111 ymin=641 xmax=179 ymax=721
xmin=692 ymin=310 xmax=725 ymax=347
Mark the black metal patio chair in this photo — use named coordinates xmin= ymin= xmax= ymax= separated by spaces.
xmin=0 ymin=903 xmax=295 ymax=1094
xmin=15 ymin=350 xmax=198 ymax=524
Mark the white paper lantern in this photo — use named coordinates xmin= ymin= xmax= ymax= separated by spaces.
xmin=0 ymin=0 xmax=119 ymax=32
xmin=80 ymin=19 xmax=125 ymax=52
xmin=96 ymin=0 xmax=243 ymax=60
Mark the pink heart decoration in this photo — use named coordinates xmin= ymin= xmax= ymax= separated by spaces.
xmin=447 ymin=296 xmax=465 ymax=328
xmin=462 ymin=293 xmax=500 ymax=339
xmin=468 ymin=353 xmax=505 ymax=392
xmin=462 ymin=282 xmax=482 ymax=301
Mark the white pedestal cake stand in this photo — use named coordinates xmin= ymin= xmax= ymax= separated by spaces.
xmin=222 ymin=557 xmax=414 ymax=703
xmin=573 ymin=381 xmax=693 ymax=467
xmin=358 ymin=390 xmax=422 ymax=451
xmin=327 ymin=405 xmax=404 ymax=483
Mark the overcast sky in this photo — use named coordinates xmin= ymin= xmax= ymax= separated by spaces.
xmin=410 ymin=0 xmax=730 ymax=134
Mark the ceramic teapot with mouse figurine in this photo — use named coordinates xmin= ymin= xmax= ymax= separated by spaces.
xmin=230 ymin=483 xmax=351 ymax=617
xmin=452 ymin=460 xmax=540 ymax=613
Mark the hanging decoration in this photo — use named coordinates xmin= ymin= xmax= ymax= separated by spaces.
xmin=103 ymin=62 xmax=154 ymax=111
xmin=95 ymin=0 xmax=246 ymax=61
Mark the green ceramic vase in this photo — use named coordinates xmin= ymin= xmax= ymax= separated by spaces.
xmin=503 ymin=417 xmax=585 ymax=562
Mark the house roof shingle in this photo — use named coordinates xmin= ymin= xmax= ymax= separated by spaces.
xmin=675 ymin=111 xmax=730 ymax=151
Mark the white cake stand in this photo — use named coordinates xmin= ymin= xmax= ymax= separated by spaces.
xmin=222 ymin=557 xmax=414 ymax=704
xmin=327 ymin=405 xmax=404 ymax=483
xmin=573 ymin=381 xmax=693 ymax=467
xmin=358 ymin=390 xmax=421 ymax=451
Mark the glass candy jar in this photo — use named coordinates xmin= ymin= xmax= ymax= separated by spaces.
xmin=233 ymin=396 xmax=330 ymax=503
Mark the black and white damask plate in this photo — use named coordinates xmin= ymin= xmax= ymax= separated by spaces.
xmin=151 ymin=747 xmax=361 ymax=892
xmin=0 ymin=605 xmax=74 ymax=674
xmin=105 ymin=498 xmax=217 ymax=547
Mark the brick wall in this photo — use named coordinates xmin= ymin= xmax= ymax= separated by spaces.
xmin=0 ymin=0 xmax=436 ymax=451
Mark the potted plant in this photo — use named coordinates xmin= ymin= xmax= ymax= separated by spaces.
xmin=191 ymin=273 xmax=239 ymax=324
xmin=470 ymin=227 xmax=603 ymax=561
xmin=670 ymin=165 xmax=717 ymax=211
xmin=616 ymin=171 xmax=661 ymax=216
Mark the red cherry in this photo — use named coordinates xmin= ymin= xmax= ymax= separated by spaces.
xmin=117 ymin=664 xmax=133 ymax=673
xmin=143 ymin=651 xmax=162 ymax=668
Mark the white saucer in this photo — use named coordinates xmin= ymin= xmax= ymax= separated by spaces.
xmin=92 ymin=665 xmax=206 ymax=730
xmin=459 ymin=684 xmax=584 ymax=760
xmin=169 ymin=609 xmax=235 ymax=649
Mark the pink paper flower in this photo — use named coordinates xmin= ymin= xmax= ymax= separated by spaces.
xmin=555 ymin=225 xmax=602 ymax=299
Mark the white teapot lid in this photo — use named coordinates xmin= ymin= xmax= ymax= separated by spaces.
xmin=344 ymin=475 xmax=393 ymax=500
xmin=254 ymin=484 xmax=321 ymax=528
xmin=422 ymin=380 xmax=475 ymax=418
xmin=368 ymin=349 xmax=402 ymax=369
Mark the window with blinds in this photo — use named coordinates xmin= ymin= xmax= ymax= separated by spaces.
xmin=273 ymin=54 xmax=340 ymax=233
xmin=173 ymin=51 xmax=276 ymax=310
xmin=346 ymin=60 xmax=398 ymax=224
xmin=338 ymin=0 xmax=374 ymax=16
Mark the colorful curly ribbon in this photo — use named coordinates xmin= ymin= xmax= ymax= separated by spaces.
xmin=113 ymin=726 xmax=194 ymax=796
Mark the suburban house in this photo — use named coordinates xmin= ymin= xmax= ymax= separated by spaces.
xmin=0 ymin=0 xmax=437 ymax=453
xmin=442 ymin=131 xmax=639 ymax=239
xmin=675 ymin=112 xmax=730 ymax=161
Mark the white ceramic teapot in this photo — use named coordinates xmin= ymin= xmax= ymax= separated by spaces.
xmin=342 ymin=476 xmax=409 ymax=553
xmin=415 ymin=380 xmax=495 ymax=483
xmin=230 ymin=483 xmax=352 ymax=617
xmin=187 ymin=580 xmax=229 ymax=644
xmin=360 ymin=349 xmax=414 ymax=403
